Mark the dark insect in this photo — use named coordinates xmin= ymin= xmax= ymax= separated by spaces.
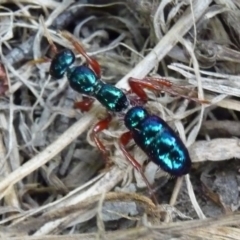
xmin=47 ymin=31 xmax=206 ymax=204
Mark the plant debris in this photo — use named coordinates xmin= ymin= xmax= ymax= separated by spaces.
xmin=0 ymin=0 xmax=240 ymax=239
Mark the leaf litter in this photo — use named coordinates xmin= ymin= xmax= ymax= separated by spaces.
xmin=0 ymin=0 xmax=240 ymax=239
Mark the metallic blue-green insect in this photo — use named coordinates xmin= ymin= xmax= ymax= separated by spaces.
xmin=49 ymin=44 xmax=191 ymax=197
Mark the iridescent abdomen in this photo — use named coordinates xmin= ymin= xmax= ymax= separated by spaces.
xmin=124 ymin=107 xmax=191 ymax=176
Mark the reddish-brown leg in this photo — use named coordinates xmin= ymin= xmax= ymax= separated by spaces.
xmin=128 ymin=76 xmax=173 ymax=102
xmin=128 ymin=77 xmax=209 ymax=104
xmin=0 ymin=64 xmax=8 ymax=95
xmin=91 ymin=114 xmax=113 ymax=166
xmin=119 ymin=131 xmax=158 ymax=205
xmin=74 ymin=96 xmax=95 ymax=112
xmin=128 ymin=77 xmax=153 ymax=104
xmin=61 ymin=31 xmax=101 ymax=78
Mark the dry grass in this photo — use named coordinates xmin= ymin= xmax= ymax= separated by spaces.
xmin=0 ymin=0 xmax=240 ymax=239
